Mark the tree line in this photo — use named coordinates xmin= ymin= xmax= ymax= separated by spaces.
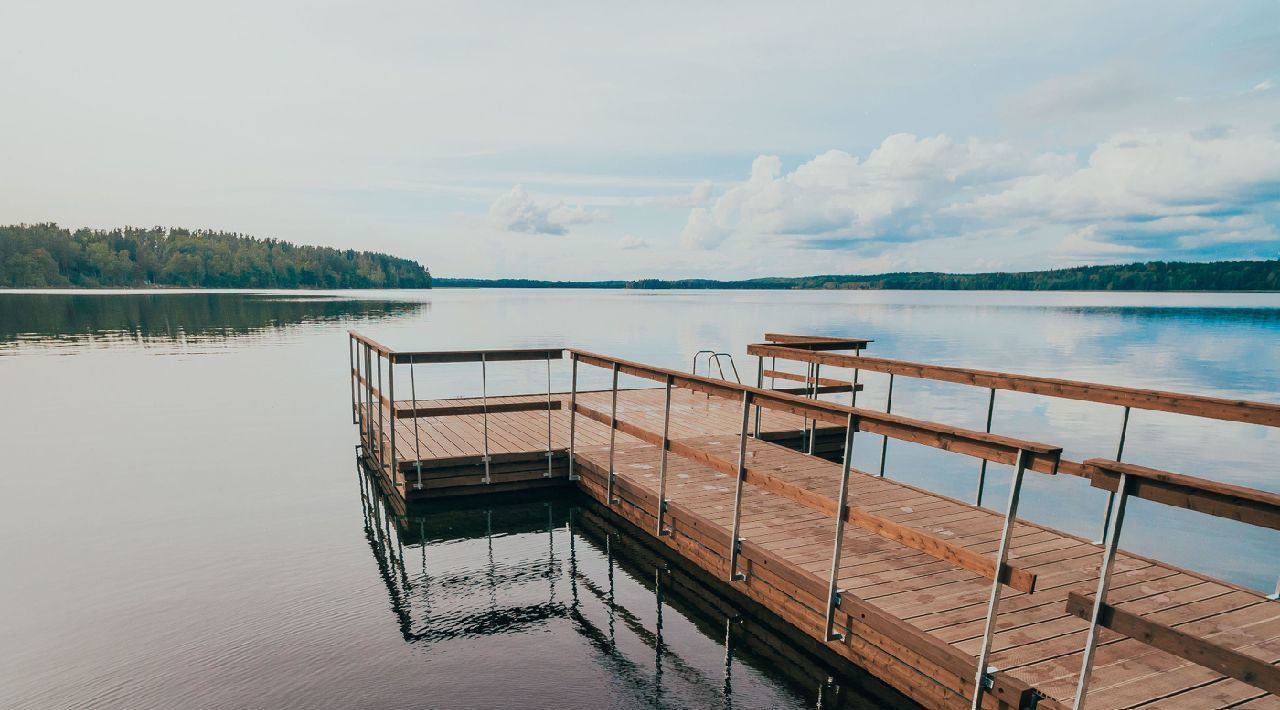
xmin=437 ymin=259 xmax=1279 ymax=291
xmin=0 ymin=223 xmax=432 ymax=288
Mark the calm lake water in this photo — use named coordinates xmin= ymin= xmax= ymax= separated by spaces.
xmin=2 ymin=288 xmax=1278 ymax=709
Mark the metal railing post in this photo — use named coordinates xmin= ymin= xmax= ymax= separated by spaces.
xmin=410 ymin=359 xmax=422 ymax=490
xmin=808 ymin=363 xmax=821 ymax=454
xmin=727 ymin=391 xmax=752 ymax=582
xmin=824 ymin=414 xmax=857 ymax=641
xmin=1073 ymin=471 xmax=1131 ymax=709
xmin=657 ymin=374 xmax=673 ymax=536
xmin=975 ymin=388 xmax=996 ymax=507
xmin=544 ymin=353 xmax=554 ymax=478
xmin=1095 ymin=406 xmax=1131 ymax=544
xmin=568 ymin=354 xmax=578 ymax=481
xmin=481 ymin=353 xmax=491 ymax=484
xmin=364 ymin=344 xmax=373 ymax=457
xmin=850 ymin=350 xmax=861 ymax=407
xmin=376 ymin=350 xmax=385 ymax=477
xmin=802 ymin=362 xmax=813 ymax=450
xmin=607 ymin=363 xmax=619 ymax=504
xmin=388 ymin=355 xmax=397 ymax=487
xmin=349 ymin=335 xmax=358 ymax=424
xmin=753 ymin=355 xmax=764 ymax=437
xmin=877 ymin=373 xmax=894 ymax=477
xmin=971 ymin=448 xmax=1032 ymax=710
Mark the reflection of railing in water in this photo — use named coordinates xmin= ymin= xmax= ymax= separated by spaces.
xmin=354 ymin=463 xmax=909 ymax=708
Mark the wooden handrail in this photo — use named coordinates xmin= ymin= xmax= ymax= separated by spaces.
xmin=569 ymin=348 xmax=1063 ymax=474
xmin=1084 ymin=458 xmax=1280 ymax=531
xmin=392 ymin=348 xmax=564 ymax=364
xmin=773 ymin=384 xmax=858 ymax=395
xmin=746 ymin=343 xmax=1280 ymax=428
xmin=764 ymin=332 xmax=872 ymax=349
xmin=349 ymin=330 xmax=395 ymax=356
xmin=1065 ymin=592 xmax=1280 ymax=695
xmin=573 ymin=401 xmax=1037 ymax=593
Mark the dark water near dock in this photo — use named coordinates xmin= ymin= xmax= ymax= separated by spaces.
xmin=1 ymin=288 xmax=1277 ymax=709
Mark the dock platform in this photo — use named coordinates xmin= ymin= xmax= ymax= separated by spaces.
xmin=349 ymin=331 xmax=1280 ymax=709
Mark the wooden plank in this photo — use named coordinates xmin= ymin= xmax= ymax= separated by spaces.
xmin=764 ymin=369 xmax=856 ymax=387
xmin=392 ymin=347 xmax=563 ymax=364
xmin=773 ymin=384 xmax=859 ymax=395
xmin=572 ymin=401 xmax=1036 ymax=594
xmin=746 ymin=343 xmax=1280 ymax=428
xmin=396 ymin=400 xmax=561 ymax=419
xmin=1065 ymin=592 xmax=1280 ymax=695
xmin=764 ymin=332 xmax=873 ymax=347
xmin=1085 ymin=459 xmax=1280 ymax=531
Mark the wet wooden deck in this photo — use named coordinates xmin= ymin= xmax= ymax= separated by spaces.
xmin=358 ymin=388 xmax=1280 ymax=709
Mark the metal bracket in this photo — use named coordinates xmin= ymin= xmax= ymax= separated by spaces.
xmin=480 ymin=455 xmax=492 ymax=463
xmin=980 ymin=666 xmax=998 ymax=690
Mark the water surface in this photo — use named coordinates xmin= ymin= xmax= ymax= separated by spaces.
xmin=2 ymin=288 xmax=1277 ymax=709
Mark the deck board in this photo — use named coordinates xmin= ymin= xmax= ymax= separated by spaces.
xmin=359 ymin=387 xmax=1278 ymax=709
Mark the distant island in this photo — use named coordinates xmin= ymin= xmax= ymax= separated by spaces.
xmin=438 ymin=259 xmax=1279 ymax=292
xmin=0 ymin=223 xmax=432 ymax=289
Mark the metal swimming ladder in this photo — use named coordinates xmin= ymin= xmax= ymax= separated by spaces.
xmin=691 ymin=350 xmax=742 ymax=383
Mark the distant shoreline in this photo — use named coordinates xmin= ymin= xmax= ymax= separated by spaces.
xmin=434 ymin=259 xmax=1279 ymax=292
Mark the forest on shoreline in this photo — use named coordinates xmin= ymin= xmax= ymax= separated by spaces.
xmin=0 ymin=223 xmax=432 ymax=289
xmin=438 ymin=259 xmax=1280 ymax=292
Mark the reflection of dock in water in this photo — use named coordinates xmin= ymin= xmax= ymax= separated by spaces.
xmin=355 ymin=464 xmax=914 ymax=708
xmin=349 ymin=331 xmax=1280 ymax=709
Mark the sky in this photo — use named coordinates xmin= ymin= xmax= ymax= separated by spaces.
xmin=2 ymin=1 xmax=1278 ymax=279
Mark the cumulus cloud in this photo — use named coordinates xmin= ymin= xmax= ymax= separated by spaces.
xmin=617 ymin=235 xmax=649 ymax=250
xmin=680 ymin=130 xmax=1280 ymax=260
xmin=489 ymin=185 xmax=606 ymax=235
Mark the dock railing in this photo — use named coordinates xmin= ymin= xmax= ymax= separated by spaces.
xmin=747 ymin=334 xmax=1280 ymax=708
xmin=349 ymin=331 xmax=563 ymax=488
xmin=566 ymin=347 xmax=1064 ymax=707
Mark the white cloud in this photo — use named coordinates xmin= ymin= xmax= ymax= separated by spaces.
xmin=636 ymin=180 xmax=714 ymax=208
xmin=1251 ymin=79 xmax=1274 ymax=93
xmin=617 ymin=235 xmax=649 ymax=250
xmin=682 ymin=129 xmax=1280 ymax=260
xmin=488 ymin=185 xmax=606 ymax=235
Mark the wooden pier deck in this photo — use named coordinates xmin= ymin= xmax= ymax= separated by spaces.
xmin=349 ymin=332 xmax=1280 ymax=709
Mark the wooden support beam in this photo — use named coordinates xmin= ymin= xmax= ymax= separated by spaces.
xmin=393 ymin=348 xmax=564 ymax=364
xmin=772 ymin=385 xmax=858 ymax=395
xmin=1065 ymin=592 xmax=1280 ymax=695
xmin=763 ymin=333 xmax=872 ymax=350
xmin=763 ymin=368 xmax=857 ymax=388
xmin=572 ymin=402 xmax=1037 ymax=594
xmin=569 ymin=349 xmax=1064 ymax=475
xmin=1084 ymin=458 xmax=1280 ymax=531
xmin=395 ymin=400 xmax=562 ymax=419
xmin=747 ymin=343 xmax=1280 ymax=427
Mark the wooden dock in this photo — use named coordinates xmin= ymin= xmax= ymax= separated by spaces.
xmin=349 ymin=331 xmax=1280 ymax=709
